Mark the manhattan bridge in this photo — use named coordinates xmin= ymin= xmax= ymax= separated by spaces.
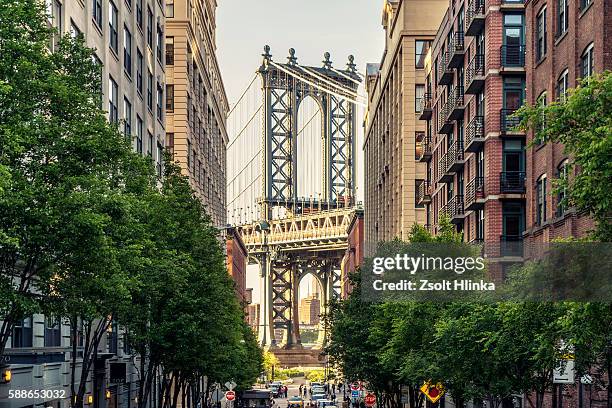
xmin=226 ymin=46 xmax=365 ymax=365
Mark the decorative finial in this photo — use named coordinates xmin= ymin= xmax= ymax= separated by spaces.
xmin=263 ymin=45 xmax=272 ymax=60
xmin=323 ymin=52 xmax=333 ymax=69
xmin=346 ymin=55 xmax=357 ymax=73
xmin=287 ymin=48 xmax=297 ymax=65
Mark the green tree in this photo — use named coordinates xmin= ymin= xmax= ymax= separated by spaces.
xmin=516 ymin=72 xmax=612 ymax=240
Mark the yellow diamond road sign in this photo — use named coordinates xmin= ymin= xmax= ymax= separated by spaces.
xmin=420 ymin=381 xmax=445 ymax=404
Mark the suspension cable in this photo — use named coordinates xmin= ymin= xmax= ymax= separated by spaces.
xmin=297 ymin=64 xmax=361 ymax=98
xmin=227 ymin=103 xmax=263 ymax=149
xmin=226 ymin=74 xmax=259 ymax=117
xmin=269 ymin=61 xmax=366 ymax=107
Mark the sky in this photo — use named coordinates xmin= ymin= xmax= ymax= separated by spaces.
xmin=216 ymin=0 xmax=386 ymax=304
xmin=216 ymin=0 xmax=385 ymax=105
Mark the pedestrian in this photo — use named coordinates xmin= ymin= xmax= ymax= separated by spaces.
xmin=299 ymin=385 xmax=303 ymax=397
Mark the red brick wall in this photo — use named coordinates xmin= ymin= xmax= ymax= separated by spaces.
xmin=342 ymin=212 xmax=364 ymax=298
xmin=523 ymin=0 xmax=606 ymax=241
xmin=226 ymin=228 xmax=248 ymax=306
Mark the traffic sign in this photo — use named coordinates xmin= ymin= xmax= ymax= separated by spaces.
xmin=225 ymin=381 xmax=237 ymax=391
xmin=351 ymin=390 xmax=360 ymax=399
xmin=419 ymin=381 xmax=445 ymax=404
xmin=212 ymin=389 xmax=223 ymax=403
xmin=225 ymin=391 xmax=236 ymax=401
xmin=364 ymin=393 xmax=376 ymax=407
xmin=350 ymin=382 xmax=361 ymax=391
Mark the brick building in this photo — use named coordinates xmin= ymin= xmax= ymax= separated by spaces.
xmin=225 ymin=227 xmax=249 ymax=306
xmin=522 ymin=0 xmax=608 ymax=242
xmin=418 ymin=0 xmax=528 ymax=264
xmin=364 ymin=0 xmax=448 ymax=254
xmin=165 ymin=0 xmax=229 ymax=228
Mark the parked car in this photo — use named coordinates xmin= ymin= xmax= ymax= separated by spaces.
xmin=269 ymin=385 xmax=281 ymax=398
xmin=316 ymin=400 xmax=334 ymax=408
xmin=241 ymin=389 xmax=273 ymax=408
xmin=288 ymin=396 xmax=304 ymax=408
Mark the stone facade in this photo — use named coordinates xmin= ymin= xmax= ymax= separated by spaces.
xmin=364 ymin=0 xmax=448 ymax=254
xmin=165 ymin=0 xmax=228 ymax=228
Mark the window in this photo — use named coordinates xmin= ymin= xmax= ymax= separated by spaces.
xmin=166 ymin=0 xmax=174 ymax=17
xmin=136 ymin=115 xmax=143 ymax=154
xmin=124 ymin=97 xmax=132 ymax=136
xmin=415 ymin=40 xmax=431 ymax=69
xmin=107 ymin=320 xmax=118 ymax=354
xmin=147 ymin=6 xmax=153 ymax=48
xmin=580 ymin=0 xmax=592 ymax=10
xmin=124 ymin=26 xmax=132 ymax=76
xmin=147 ymin=131 xmax=153 ymax=157
xmin=136 ymin=49 xmax=143 ymax=94
xmin=147 ymin=70 xmax=153 ymax=111
xmin=156 ymin=23 xmax=164 ymax=62
xmin=556 ymin=160 xmax=569 ymax=216
xmin=536 ymin=175 xmax=547 ymax=226
xmin=136 ymin=0 xmax=143 ymax=29
xmin=556 ymin=69 xmax=569 ymax=102
xmin=109 ymin=76 xmax=118 ymax=123
xmin=11 ymin=317 xmax=33 ymax=348
xmin=156 ymin=82 xmax=163 ymax=120
xmin=536 ymin=7 xmax=547 ymax=62
xmin=109 ymin=1 xmax=118 ymax=53
xmin=537 ymin=91 xmax=547 ymax=137
xmin=415 ymin=84 xmax=425 ymax=112
xmin=123 ymin=330 xmax=131 ymax=354
xmin=581 ymin=43 xmax=594 ymax=78
xmin=187 ymin=139 xmax=191 ymax=168
xmin=70 ymin=21 xmax=82 ymax=38
xmin=166 ymin=84 xmax=174 ymax=111
xmin=166 ymin=132 xmax=174 ymax=159
xmin=93 ymin=0 xmax=102 ymax=28
xmin=476 ymin=210 xmax=484 ymax=241
xmin=557 ymin=0 xmax=569 ymax=37
xmin=126 ymin=0 xmax=132 ymax=9
xmin=416 ymin=180 xmax=425 ymax=208
xmin=156 ymin=142 xmax=163 ymax=177
xmin=71 ymin=318 xmax=85 ymax=348
xmin=166 ymin=37 xmax=174 ymax=65
xmin=44 ymin=316 xmax=61 ymax=347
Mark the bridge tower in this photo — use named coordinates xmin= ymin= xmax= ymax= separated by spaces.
xmin=253 ymin=46 xmax=362 ymax=349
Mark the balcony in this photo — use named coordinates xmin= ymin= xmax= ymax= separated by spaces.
xmin=500 ymin=108 xmax=523 ymax=134
xmin=437 ymin=154 xmax=452 ymax=183
xmin=448 ymin=31 xmax=465 ymax=68
xmin=500 ymin=235 xmax=524 ymax=257
xmin=500 ymin=171 xmax=526 ymax=194
xmin=466 ymin=0 xmax=485 ymax=36
xmin=500 ymin=44 xmax=526 ymax=70
xmin=465 ymin=115 xmax=485 ymax=152
xmin=417 ymin=136 xmax=432 ymax=162
xmin=418 ymin=93 xmax=433 ymax=120
xmin=465 ymin=54 xmax=485 ymax=94
xmin=417 ymin=180 xmax=432 ymax=205
xmin=447 ymin=86 xmax=465 ymax=120
xmin=441 ymin=195 xmax=465 ymax=224
xmin=465 ymin=176 xmax=485 ymax=211
xmin=437 ymin=52 xmax=453 ymax=85
xmin=437 ymin=103 xmax=453 ymax=134
xmin=444 ymin=141 xmax=465 ymax=174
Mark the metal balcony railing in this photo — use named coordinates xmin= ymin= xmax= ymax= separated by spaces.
xmin=418 ymin=93 xmax=433 ymax=120
xmin=417 ymin=137 xmax=433 ymax=161
xmin=465 ymin=176 xmax=485 ymax=209
xmin=437 ymin=103 xmax=453 ymax=134
xmin=500 ymin=171 xmax=526 ymax=193
xmin=465 ymin=115 xmax=484 ymax=151
xmin=448 ymin=31 xmax=465 ymax=67
xmin=447 ymin=85 xmax=465 ymax=119
xmin=417 ymin=180 xmax=432 ymax=205
xmin=500 ymin=108 xmax=522 ymax=133
xmin=444 ymin=141 xmax=465 ymax=173
xmin=437 ymin=52 xmax=453 ymax=85
xmin=466 ymin=0 xmax=485 ymax=36
xmin=500 ymin=44 xmax=526 ymax=67
xmin=440 ymin=195 xmax=465 ymax=221
xmin=466 ymin=54 xmax=485 ymax=93
xmin=500 ymin=235 xmax=524 ymax=257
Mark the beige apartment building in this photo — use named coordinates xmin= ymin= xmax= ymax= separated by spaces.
xmin=47 ymin=0 xmax=167 ymax=174
xmin=364 ymin=0 xmax=447 ymax=253
xmin=165 ymin=0 xmax=229 ymax=228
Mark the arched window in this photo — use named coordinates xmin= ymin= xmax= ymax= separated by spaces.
xmin=581 ymin=43 xmax=594 ymax=78
xmin=556 ymin=69 xmax=569 ymax=102
xmin=556 ymin=159 xmax=569 ymax=217
xmin=536 ymin=174 xmax=547 ymax=226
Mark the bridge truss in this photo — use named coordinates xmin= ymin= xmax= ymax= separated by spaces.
xmin=227 ymin=46 xmax=364 ymax=348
